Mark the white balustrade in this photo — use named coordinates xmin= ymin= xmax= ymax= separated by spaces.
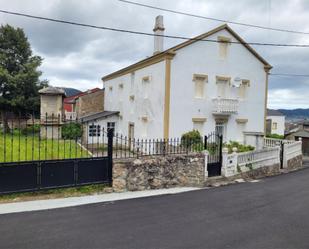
xmin=284 ymin=141 xmax=302 ymax=161
xmin=263 ymin=137 xmax=295 ymax=148
xmin=212 ymin=98 xmax=238 ymax=114
xmin=65 ymin=112 xmax=77 ymax=120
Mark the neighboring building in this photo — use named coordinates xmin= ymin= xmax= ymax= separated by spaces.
xmin=63 ymin=88 xmax=104 ymax=120
xmin=285 ymin=129 xmax=309 ymax=156
xmin=266 ymin=109 xmax=285 ymax=136
xmin=98 ymin=17 xmax=272 ymax=148
xmin=39 ymin=86 xmax=66 ymax=138
xmin=80 ymin=111 xmax=119 ymax=144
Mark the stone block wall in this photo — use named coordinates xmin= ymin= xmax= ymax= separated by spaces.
xmin=77 ymin=90 xmax=104 ymax=117
xmin=113 ymin=153 xmax=205 ymax=192
xmin=287 ymin=154 xmax=303 ymax=171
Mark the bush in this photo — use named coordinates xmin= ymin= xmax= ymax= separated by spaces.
xmin=181 ymin=130 xmax=203 ymax=149
xmin=266 ymin=133 xmax=284 ymax=139
xmin=21 ymin=124 xmax=40 ymax=135
xmin=223 ymin=141 xmax=255 ymax=154
xmin=62 ymin=123 xmax=83 ymax=140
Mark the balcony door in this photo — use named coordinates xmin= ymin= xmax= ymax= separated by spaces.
xmin=216 ymin=79 xmax=228 ymax=98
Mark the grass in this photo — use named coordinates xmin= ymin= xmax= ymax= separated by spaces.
xmin=0 ymin=184 xmax=111 ymax=204
xmin=0 ymin=133 xmax=89 ymax=162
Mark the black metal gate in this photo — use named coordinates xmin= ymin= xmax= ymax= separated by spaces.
xmin=0 ymin=129 xmax=114 ymax=195
xmin=204 ymin=132 xmax=223 ymax=177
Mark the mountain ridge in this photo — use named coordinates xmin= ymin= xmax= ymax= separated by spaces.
xmin=277 ymin=108 xmax=309 ymax=120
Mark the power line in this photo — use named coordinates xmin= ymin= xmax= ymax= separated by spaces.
xmin=1 ymin=9 xmax=309 ymax=48
xmin=270 ymin=73 xmax=309 ymax=77
xmin=118 ymin=0 xmax=309 ymax=35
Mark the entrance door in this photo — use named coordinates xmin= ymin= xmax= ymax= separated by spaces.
xmin=215 ymin=121 xmax=226 ymax=142
xmin=128 ymin=123 xmax=134 ymax=140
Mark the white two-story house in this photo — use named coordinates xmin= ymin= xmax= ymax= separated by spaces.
xmin=94 ymin=16 xmax=271 ymax=148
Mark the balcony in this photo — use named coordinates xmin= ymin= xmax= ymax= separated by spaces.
xmin=212 ymin=98 xmax=238 ymax=115
xmin=65 ymin=112 xmax=77 ymax=120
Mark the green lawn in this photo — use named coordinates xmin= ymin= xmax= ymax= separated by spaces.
xmin=0 ymin=133 xmax=90 ymax=163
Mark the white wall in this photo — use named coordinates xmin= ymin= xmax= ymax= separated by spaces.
xmin=169 ymin=29 xmax=267 ymax=145
xmin=103 ymin=61 xmax=166 ymax=139
xmin=83 ymin=115 xmax=119 ymax=144
xmin=102 ymin=28 xmax=268 ymax=147
xmin=267 ymin=115 xmax=285 ymax=136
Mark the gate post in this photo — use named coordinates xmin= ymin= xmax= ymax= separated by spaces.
xmin=204 ymin=136 xmax=208 ymax=150
xmin=107 ymin=128 xmax=114 ymax=185
xmin=219 ymin=135 xmax=223 ymax=164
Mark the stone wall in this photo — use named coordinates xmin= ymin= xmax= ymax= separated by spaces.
xmin=113 ymin=153 xmax=205 ymax=192
xmin=233 ymin=163 xmax=280 ymax=180
xmin=77 ymin=90 xmax=104 ymax=117
xmin=287 ymin=154 xmax=303 ymax=171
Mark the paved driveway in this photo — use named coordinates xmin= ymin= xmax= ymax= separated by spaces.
xmin=1 ymin=167 xmax=309 ymax=249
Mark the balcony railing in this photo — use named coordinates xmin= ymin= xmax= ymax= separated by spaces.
xmin=65 ymin=112 xmax=77 ymax=120
xmin=212 ymin=98 xmax=238 ymax=114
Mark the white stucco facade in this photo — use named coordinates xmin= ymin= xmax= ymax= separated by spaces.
xmin=103 ymin=61 xmax=166 ymax=139
xmin=100 ymin=25 xmax=271 ymax=149
xmin=169 ymin=29 xmax=266 ymax=144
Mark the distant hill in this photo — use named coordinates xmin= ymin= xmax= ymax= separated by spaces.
xmin=62 ymin=87 xmax=82 ymax=97
xmin=277 ymin=109 xmax=309 ymax=121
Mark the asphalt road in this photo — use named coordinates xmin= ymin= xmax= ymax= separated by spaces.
xmin=1 ymin=168 xmax=309 ymax=249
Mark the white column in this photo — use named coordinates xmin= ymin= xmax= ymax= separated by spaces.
xmin=204 ymin=150 xmax=209 ymax=180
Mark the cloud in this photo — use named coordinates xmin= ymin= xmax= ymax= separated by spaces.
xmin=0 ymin=0 xmax=308 ymax=109
xmin=268 ymin=87 xmax=309 ymax=109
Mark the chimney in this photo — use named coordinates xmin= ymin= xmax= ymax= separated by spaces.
xmin=153 ymin=15 xmax=165 ymax=55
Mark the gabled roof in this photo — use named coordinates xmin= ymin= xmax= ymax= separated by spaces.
xmin=64 ymin=88 xmax=102 ymax=103
xmin=102 ymin=24 xmax=272 ymax=82
xmin=267 ymin=109 xmax=284 ymax=116
xmin=291 ymin=129 xmax=309 ymax=138
xmin=80 ymin=111 xmax=119 ymax=122
xmin=39 ymin=86 xmax=66 ymax=96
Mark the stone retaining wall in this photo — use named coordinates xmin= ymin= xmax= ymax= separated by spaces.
xmin=228 ymin=163 xmax=280 ymax=181
xmin=113 ymin=153 xmax=205 ymax=192
xmin=287 ymin=154 xmax=303 ymax=171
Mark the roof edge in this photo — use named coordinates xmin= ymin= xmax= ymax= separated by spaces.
xmin=102 ymin=23 xmax=272 ymax=82
xmin=102 ymin=51 xmax=175 ymax=82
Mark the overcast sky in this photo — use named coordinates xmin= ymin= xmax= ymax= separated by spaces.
xmin=0 ymin=0 xmax=308 ymax=109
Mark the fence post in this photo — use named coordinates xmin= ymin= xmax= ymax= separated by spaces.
xmin=280 ymin=141 xmax=284 ymax=169
xmin=204 ymin=135 xmax=207 ymax=150
xmin=107 ymin=128 xmax=114 ymax=185
xmin=221 ymin=147 xmax=229 ymax=177
xmin=219 ymin=135 xmax=223 ymax=164
xmin=204 ymin=150 xmax=209 ymax=180
xmin=282 ymin=142 xmax=289 ymax=169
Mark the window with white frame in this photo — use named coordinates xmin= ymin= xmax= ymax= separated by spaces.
xmin=193 ymin=74 xmax=207 ymax=99
xmin=215 ymin=121 xmax=226 ymax=141
xmin=272 ymin=122 xmax=277 ymax=130
xmin=142 ymin=76 xmax=150 ymax=98
xmin=238 ymin=80 xmax=250 ymax=99
xmin=130 ymin=72 xmax=135 ymax=90
xmin=89 ymin=125 xmax=101 ymax=137
xmin=141 ymin=117 xmax=148 ymax=137
xmin=218 ymin=36 xmax=231 ymax=59
xmin=193 ymin=121 xmax=204 ymax=134
xmin=107 ymin=122 xmax=115 ymax=131
xmin=216 ymin=77 xmax=230 ymax=98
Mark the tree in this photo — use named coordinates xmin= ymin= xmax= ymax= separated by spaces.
xmin=0 ymin=24 xmax=47 ymax=128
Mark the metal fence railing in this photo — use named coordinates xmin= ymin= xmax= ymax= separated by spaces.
xmin=0 ymin=112 xmax=211 ymax=163
xmin=112 ymin=132 xmax=205 ymax=159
